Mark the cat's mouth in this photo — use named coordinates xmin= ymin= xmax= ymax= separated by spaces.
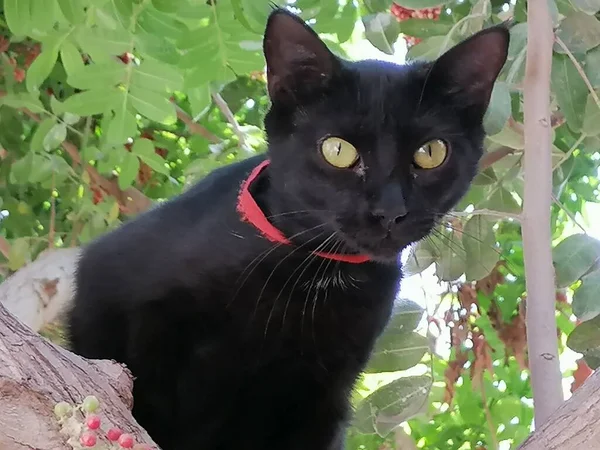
xmin=335 ymin=218 xmax=436 ymax=263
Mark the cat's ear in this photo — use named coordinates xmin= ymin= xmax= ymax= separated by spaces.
xmin=263 ymin=9 xmax=340 ymax=102
xmin=430 ymin=24 xmax=510 ymax=108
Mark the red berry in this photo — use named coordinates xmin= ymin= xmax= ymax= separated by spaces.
xmin=86 ymin=414 xmax=101 ymax=430
xmin=80 ymin=431 xmax=97 ymax=447
xmin=107 ymin=427 xmax=123 ymax=441
xmin=118 ymin=433 xmax=135 ymax=448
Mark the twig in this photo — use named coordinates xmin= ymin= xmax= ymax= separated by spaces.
xmin=0 ymin=236 xmax=10 ymax=259
xmin=49 ymin=173 xmax=56 ymax=249
xmin=175 ymin=105 xmax=222 ymax=144
xmin=211 ymin=92 xmax=252 ymax=153
xmin=551 ymin=193 xmax=587 ymax=233
xmin=555 ymin=36 xmax=600 ymax=111
xmin=479 ymin=146 xmax=515 ymax=170
xmin=552 ymin=133 xmax=586 ymax=172
xmin=522 ymin=0 xmax=564 ymax=427
xmin=449 ymin=208 xmax=521 ymax=221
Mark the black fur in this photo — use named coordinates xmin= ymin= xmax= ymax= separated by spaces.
xmin=67 ymin=9 xmax=509 ymax=450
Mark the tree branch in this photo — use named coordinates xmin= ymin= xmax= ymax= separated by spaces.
xmin=522 ymin=0 xmax=564 ymax=427
xmin=519 ymin=369 xmax=600 ymax=449
xmin=175 ymin=105 xmax=222 ymax=144
xmin=211 ymin=92 xmax=252 ymax=154
xmin=0 ymin=301 xmax=158 ymax=450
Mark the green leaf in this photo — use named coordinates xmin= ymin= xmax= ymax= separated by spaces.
xmin=188 ymin=85 xmax=212 ymax=118
xmin=571 ymin=0 xmax=600 ymax=14
xmin=5 ymin=0 xmax=31 ymax=36
xmin=463 ymin=215 xmax=500 ymax=281
xmin=131 ymin=138 xmax=169 ymax=175
xmin=388 ymin=298 xmax=425 ymax=333
xmin=434 ymin=229 xmax=467 ymax=282
xmin=129 ymin=86 xmax=175 ymax=123
xmin=135 ymin=28 xmax=180 ymax=65
xmin=57 ymin=0 xmax=86 ymax=24
xmin=10 ymin=153 xmax=35 ymax=185
xmin=118 ymin=151 xmax=140 ymax=190
xmin=487 ymin=124 xmax=525 ymax=149
xmin=485 ymin=186 xmax=521 ymax=214
xmin=585 ymin=46 xmax=600 ymax=88
xmin=483 ymin=82 xmax=511 ymax=136
xmin=406 ymin=36 xmax=451 ymax=61
xmin=573 ymin=269 xmax=600 ymax=321
xmin=67 ymin=61 xmax=127 ymax=90
xmin=403 ymin=240 xmax=437 ymax=276
xmin=583 ymin=92 xmax=600 ymax=136
xmin=353 ymin=375 xmax=432 ymax=436
xmin=396 ymin=18 xmax=453 ymax=39
xmin=152 ymin=0 xmax=178 ymax=13
xmin=465 ymin=0 xmax=491 ymax=35
xmin=30 ymin=0 xmax=57 ymax=33
xmin=26 ymin=47 xmax=59 ymax=93
xmin=551 ymin=54 xmax=588 ymax=133
xmin=30 ymin=117 xmax=57 ymax=152
xmin=554 ymin=11 xmax=600 ymax=54
xmin=394 ymin=0 xmax=444 ymax=7
xmin=336 ymin=0 xmax=357 ymax=43
xmin=366 ymin=331 xmax=429 ymax=373
xmin=57 ymin=88 xmax=123 ymax=116
xmin=8 ymin=238 xmax=31 ymax=271
xmin=106 ymin=108 xmax=137 ymax=145
xmin=1 ymin=93 xmax=45 ymax=113
xmin=567 ymin=314 xmax=600 ymax=355
xmin=132 ymin=58 xmax=183 ymax=92
xmin=472 ymin=167 xmax=498 ymax=186
xmin=60 ymin=41 xmax=85 ymax=77
xmin=77 ymin=26 xmax=132 ymax=60
xmin=137 ymin=6 xmax=186 ymax=42
xmin=362 ymin=13 xmax=400 ymax=55
xmin=43 ymin=123 xmax=68 ymax=151
xmin=553 ymin=233 xmax=600 ymax=288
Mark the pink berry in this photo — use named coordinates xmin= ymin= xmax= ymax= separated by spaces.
xmin=80 ymin=431 xmax=97 ymax=447
xmin=118 ymin=433 xmax=135 ymax=448
xmin=107 ymin=427 xmax=123 ymax=441
xmin=86 ymin=414 xmax=101 ymax=430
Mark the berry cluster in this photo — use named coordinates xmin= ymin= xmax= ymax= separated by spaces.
xmin=390 ymin=3 xmax=442 ymax=47
xmin=54 ymin=396 xmax=153 ymax=449
xmin=0 ymin=37 xmax=41 ymax=83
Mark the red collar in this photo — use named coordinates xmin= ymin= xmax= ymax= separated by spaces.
xmin=237 ymin=160 xmax=370 ymax=264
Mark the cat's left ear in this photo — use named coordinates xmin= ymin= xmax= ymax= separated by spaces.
xmin=430 ymin=24 xmax=510 ymax=109
xmin=263 ymin=9 xmax=340 ymax=103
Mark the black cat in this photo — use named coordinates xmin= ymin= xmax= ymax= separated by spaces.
xmin=67 ymin=9 xmax=509 ymax=450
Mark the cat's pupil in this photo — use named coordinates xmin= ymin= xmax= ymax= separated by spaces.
xmin=335 ymin=142 xmax=341 ymax=155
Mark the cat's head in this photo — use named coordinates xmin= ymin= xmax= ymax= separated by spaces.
xmin=262 ymin=9 xmax=509 ymax=263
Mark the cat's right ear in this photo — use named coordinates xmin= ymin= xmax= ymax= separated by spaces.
xmin=263 ymin=9 xmax=340 ymax=103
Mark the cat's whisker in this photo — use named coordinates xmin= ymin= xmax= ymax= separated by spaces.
xmin=229 ymin=223 xmax=328 ymax=308
xmin=279 ymin=233 xmax=338 ymax=338
xmin=300 ymin=233 xmax=339 ymax=358
xmin=264 ymin=209 xmax=334 ymax=220
xmin=261 ymin=230 xmax=331 ymax=339
xmin=253 ymin=228 xmax=331 ymax=324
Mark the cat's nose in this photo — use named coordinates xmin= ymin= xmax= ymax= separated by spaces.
xmin=372 ymin=183 xmax=408 ymax=229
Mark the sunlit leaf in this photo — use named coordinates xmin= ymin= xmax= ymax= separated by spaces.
xmin=552 ymin=233 xmax=600 ymax=288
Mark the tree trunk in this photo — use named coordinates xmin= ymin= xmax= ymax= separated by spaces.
xmin=0 ymin=301 xmax=157 ymax=450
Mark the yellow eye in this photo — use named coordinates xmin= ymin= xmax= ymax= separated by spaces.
xmin=413 ymin=139 xmax=448 ymax=169
xmin=320 ymin=137 xmax=359 ymax=168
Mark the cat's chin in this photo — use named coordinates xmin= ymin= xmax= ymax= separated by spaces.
xmin=343 ymin=235 xmax=413 ymax=265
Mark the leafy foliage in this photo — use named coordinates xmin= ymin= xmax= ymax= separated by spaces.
xmin=1 ymin=0 xmax=600 ymax=448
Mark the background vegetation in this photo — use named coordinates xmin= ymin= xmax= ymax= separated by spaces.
xmin=1 ymin=0 xmax=600 ymax=448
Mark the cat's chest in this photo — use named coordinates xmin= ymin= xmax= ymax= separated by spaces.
xmin=219 ymin=259 xmax=400 ymax=371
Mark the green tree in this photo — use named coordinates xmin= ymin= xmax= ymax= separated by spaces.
xmin=2 ymin=0 xmax=600 ymax=449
